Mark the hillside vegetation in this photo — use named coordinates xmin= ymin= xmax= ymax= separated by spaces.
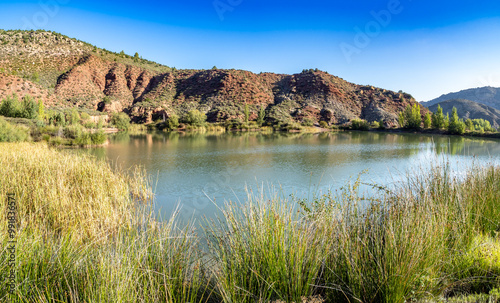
xmin=0 ymin=29 xmax=422 ymax=127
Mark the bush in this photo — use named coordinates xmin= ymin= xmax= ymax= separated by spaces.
xmin=67 ymin=109 xmax=80 ymax=125
xmin=350 ymin=119 xmax=370 ymax=130
xmin=63 ymin=124 xmax=84 ymax=139
xmin=166 ymin=114 xmax=179 ymax=130
xmin=301 ymin=118 xmax=314 ymax=127
xmin=399 ymin=104 xmax=422 ymax=129
xmin=21 ymin=95 xmax=39 ymax=119
xmin=90 ymin=130 xmax=107 ymax=145
xmin=448 ymin=107 xmax=466 ymax=135
xmin=423 ymin=112 xmax=432 ymax=129
xmin=0 ymin=117 xmax=29 ymax=142
xmin=319 ymin=121 xmax=328 ymax=128
xmin=0 ymin=94 xmax=21 ymax=118
xmin=110 ymin=112 xmax=131 ymax=131
xmin=432 ymin=105 xmax=445 ymax=129
xmin=182 ymin=109 xmax=206 ymax=127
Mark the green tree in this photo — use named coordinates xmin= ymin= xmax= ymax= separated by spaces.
xmin=166 ymin=114 xmax=179 ymax=130
xmin=423 ymin=112 xmax=431 ymax=129
xmin=244 ymin=104 xmax=250 ymax=123
xmin=257 ymin=107 xmax=266 ymax=125
xmin=111 ymin=112 xmax=131 ymax=131
xmin=447 ymin=107 xmax=465 ymax=135
xmin=51 ymin=111 xmax=66 ymax=126
xmin=431 ymin=105 xmax=445 ymax=129
xmin=465 ymin=119 xmax=474 ymax=131
xmin=37 ymin=100 xmax=45 ymax=120
xmin=67 ymin=108 xmax=80 ymax=125
xmin=399 ymin=104 xmax=421 ymax=129
xmin=182 ymin=109 xmax=206 ymax=127
xmin=444 ymin=113 xmax=450 ymax=129
xmin=0 ymin=95 xmax=20 ymax=117
xmin=21 ymin=95 xmax=38 ymax=119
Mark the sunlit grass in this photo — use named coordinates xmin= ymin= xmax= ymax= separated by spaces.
xmin=0 ymin=142 xmax=499 ymax=302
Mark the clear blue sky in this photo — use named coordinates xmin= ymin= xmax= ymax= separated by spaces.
xmin=1 ymin=0 xmax=500 ymax=101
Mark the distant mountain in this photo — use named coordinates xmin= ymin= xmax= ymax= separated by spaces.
xmin=428 ymin=99 xmax=500 ymax=128
xmin=0 ymin=29 xmax=423 ymax=125
xmin=421 ymin=87 xmax=500 ymax=110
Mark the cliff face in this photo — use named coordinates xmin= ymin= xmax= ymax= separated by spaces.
xmin=0 ymin=30 xmax=420 ymax=125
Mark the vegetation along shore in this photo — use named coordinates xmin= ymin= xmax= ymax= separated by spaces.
xmin=0 ymin=143 xmax=499 ymax=302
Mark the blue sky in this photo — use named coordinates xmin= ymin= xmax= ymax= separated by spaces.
xmin=1 ymin=0 xmax=500 ymax=101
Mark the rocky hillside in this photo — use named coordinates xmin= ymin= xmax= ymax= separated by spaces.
xmin=428 ymin=99 xmax=500 ymax=129
xmin=0 ymin=29 xmax=422 ymax=126
xmin=421 ymin=87 xmax=500 ymax=111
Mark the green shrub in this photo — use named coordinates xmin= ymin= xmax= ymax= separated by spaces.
xmin=67 ymin=109 xmax=80 ymax=125
xmin=432 ymin=105 xmax=445 ymax=129
xmin=63 ymin=124 xmax=84 ymax=139
xmin=20 ymin=95 xmax=38 ymax=119
xmin=166 ymin=114 xmax=179 ymax=130
xmin=350 ymin=119 xmax=370 ymax=130
xmin=399 ymin=104 xmax=422 ymax=129
xmin=448 ymin=107 xmax=466 ymax=135
xmin=0 ymin=117 xmax=29 ymax=142
xmin=378 ymin=119 xmax=386 ymax=129
xmin=110 ymin=112 xmax=131 ymax=131
xmin=182 ymin=109 xmax=206 ymax=127
xmin=423 ymin=112 xmax=432 ymax=129
xmin=0 ymin=94 xmax=21 ymax=118
xmin=319 ymin=121 xmax=328 ymax=128
xmin=301 ymin=118 xmax=314 ymax=127
xmin=90 ymin=130 xmax=106 ymax=145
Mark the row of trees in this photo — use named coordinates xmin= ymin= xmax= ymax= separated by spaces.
xmin=399 ymin=104 xmax=497 ymax=135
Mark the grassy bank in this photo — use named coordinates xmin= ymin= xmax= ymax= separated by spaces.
xmin=1 ymin=143 xmax=499 ymax=302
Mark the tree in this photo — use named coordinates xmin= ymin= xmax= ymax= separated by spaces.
xmin=399 ymin=104 xmax=421 ymax=129
xmin=67 ymin=108 xmax=80 ymax=125
xmin=183 ymin=109 xmax=206 ymax=127
xmin=244 ymin=104 xmax=250 ymax=123
xmin=447 ymin=107 xmax=465 ymax=135
xmin=465 ymin=119 xmax=474 ymax=131
xmin=166 ymin=114 xmax=179 ymax=130
xmin=21 ymin=95 xmax=38 ymax=119
xmin=0 ymin=95 xmax=20 ymax=118
xmin=111 ymin=112 xmax=131 ymax=131
xmin=257 ymin=107 xmax=266 ymax=125
xmin=431 ymin=105 xmax=445 ymax=129
xmin=38 ymin=100 xmax=45 ymax=120
xmin=423 ymin=112 xmax=432 ymax=129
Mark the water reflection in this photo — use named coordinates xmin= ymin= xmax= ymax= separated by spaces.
xmin=83 ymin=131 xmax=500 ymax=222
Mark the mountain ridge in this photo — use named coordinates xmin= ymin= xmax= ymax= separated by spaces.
xmin=428 ymin=98 xmax=500 ymax=128
xmin=421 ymin=86 xmax=500 ymax=111
xmin=0 ymin=29 xmax=423 ymax=126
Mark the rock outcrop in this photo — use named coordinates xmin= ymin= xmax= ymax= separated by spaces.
xmin=0 ymin=30 xmax=422 ymax=125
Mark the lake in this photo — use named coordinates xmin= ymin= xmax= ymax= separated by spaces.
xmin=84 ymin=131 xmax=500 ymax=222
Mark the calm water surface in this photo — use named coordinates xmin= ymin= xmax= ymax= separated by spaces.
xmin=84 ymin=131 xmax=500 ymax=221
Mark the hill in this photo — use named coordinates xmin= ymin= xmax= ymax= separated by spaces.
xmin=428 ymin=99 xmax=500 ymax=129
xmin=0 ymin=29 xmax=422 ymax=126
xmin=421 ymin=87 xmax=500 ymax=110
